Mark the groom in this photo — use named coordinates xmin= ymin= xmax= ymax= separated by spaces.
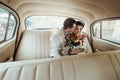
xmin=50 ymin=18 xmax=78 ymax=58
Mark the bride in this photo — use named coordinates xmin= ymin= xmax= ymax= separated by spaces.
xmin=69 ymin=21 xmax=93 ymax=55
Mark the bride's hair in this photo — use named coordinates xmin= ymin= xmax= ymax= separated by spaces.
xmin=76 ymin=21 xmax=84 ymax=28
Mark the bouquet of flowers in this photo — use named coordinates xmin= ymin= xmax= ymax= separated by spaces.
xmin=64 ymin=32 xmax=86 ymax=55
xmin=64 ymin=32 xmax=86 ymax=48
xmin=70 ymin=33 xmax=86 ymax=48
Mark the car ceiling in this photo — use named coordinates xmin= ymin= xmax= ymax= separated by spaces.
xmin=1 ymin=0 xmax=120 ymax=23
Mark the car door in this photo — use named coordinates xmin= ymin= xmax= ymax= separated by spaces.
xmin=0 ymin=2 xmax=19 ymax=62
xmin=91 ymin=18 xmax=120 ymax=52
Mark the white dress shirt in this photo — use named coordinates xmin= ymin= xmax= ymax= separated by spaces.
xmin=50 ymin=29 xmax=70 ymax=57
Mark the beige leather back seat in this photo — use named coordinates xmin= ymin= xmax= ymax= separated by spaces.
xmin=15 ymin=30 xmax=53 ymax=61
xmin=0 ymin=50 xmax=120 ymax=80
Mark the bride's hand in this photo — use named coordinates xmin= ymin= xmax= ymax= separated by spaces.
xmin=70 ymin=48 xmax=84 ymax=55
xmin=70 ymin=48 xmax=78 ymax=55
xmin=77 ymin=48 xmax=84 ymax=53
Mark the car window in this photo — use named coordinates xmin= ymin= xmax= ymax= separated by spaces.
xmin=25 ymin=16 xmax=83 ymax=30
xmin=92 ymin=19 xmax=120 ymax=45
xmin=25 ymin=16 xmax=66 ymax=30
xmin=0 ymin=8 xmax=16 ymax=42
xmin=93 ymin=22 xmax=100 ymax=38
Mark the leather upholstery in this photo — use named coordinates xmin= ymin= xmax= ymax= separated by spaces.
xmin=15 ymin=30 xmax=52 ymax=61
xmin=0 ymin=50 xmax=120 ymax=80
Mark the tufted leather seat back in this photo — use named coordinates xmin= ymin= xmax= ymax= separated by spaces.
xmin=15 ymin=30 xmax=53 ymax=61
xmin=0 ymin=50 xmax=120 ymax=80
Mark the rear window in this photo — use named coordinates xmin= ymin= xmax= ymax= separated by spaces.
xmin=25 ymin=16 xmax=67 ymax=30
xmin=25 ymin=16 xmax=83 ymax=30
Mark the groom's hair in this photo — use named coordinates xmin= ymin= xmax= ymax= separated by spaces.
xmin=63 ymin=18 xmax=76 ymax=30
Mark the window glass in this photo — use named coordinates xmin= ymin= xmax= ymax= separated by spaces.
xmin=26 ymin=16 xmax=67 ymax=30
xmin=102 ymin=21 xmax=114 ymax=40
xmin=6 ymin=14 xmax=16 ymax=40
xmin=0 ymin=8 xmax=9 ymax=42
xmin=26 ymin=16 xmax=85 ymax=30
xmin=102 ymin=20 xmax=120 ymax=44
xmin=93 ymin=22 xmax=100 ymax=38
xmin=0 ymin=8 xmax=16 ymax=42
xmin=92 ymin=19 xmax=120 ymax=45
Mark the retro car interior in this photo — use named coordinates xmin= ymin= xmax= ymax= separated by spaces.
xmin=0 ymin=0 xmax=120 ymax=80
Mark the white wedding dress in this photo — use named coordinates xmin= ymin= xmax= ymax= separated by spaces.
xmin=82 ymin=37 xmax=93 ymax=54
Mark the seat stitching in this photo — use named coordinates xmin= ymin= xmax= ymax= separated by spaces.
xmin=35 ymin=32 xmax=37 ymax=59
xmin=48 ymin=63 xmax=50 ymax=80
xmin=107 ymin=55 xmax=119 ymax=80
xmin=35 ymin=32 xmax=36 ymax=59
xmin=114 ymin=54 xmax=120 ymax=80
xmin=72 ymin=59 xmax=76 ymax=80
xmin=19 ymin=66 xmax=23 ymax=80
xmin=114 ymin=54 xmax=120 ymax=66
xmin=34 ymin=65 xmax=37 ymax=80
xmin=61 ymin=61 xmax=64 ymax=80
xmin=2 ymin=68 xmax=8 ymax=80
xmin=50 ymin=63 xmax=51 ymax=80
xmin=32 ymin=31 xmax=34 ymax=59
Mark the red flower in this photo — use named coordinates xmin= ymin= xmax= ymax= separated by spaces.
xmin=70 ymin=34 xmax=81 ymax=47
